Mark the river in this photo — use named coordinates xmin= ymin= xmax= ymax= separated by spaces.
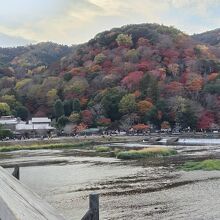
xmin=1 ymin=141 xmax=220 ymax=220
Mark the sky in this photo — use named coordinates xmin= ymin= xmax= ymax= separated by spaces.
xmin=0 ymin=0 xmax=220 ymax=47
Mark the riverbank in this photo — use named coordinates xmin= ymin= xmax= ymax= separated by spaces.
xmin=1 ymin=144 xmax=220 ymax=220
xmin=0 ymin=136 xmax=135 ymax=152
xmin=1 ymin=135 xmax=220 ymax=219
xmin=1 ymin=134 xmax=220 ymax=153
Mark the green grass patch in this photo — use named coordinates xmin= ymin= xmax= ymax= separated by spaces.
xmin=117 ymin=147 xmax=177 ymax=160
xmin=0 ymin=141 xmax=94 ymax=152
xmin=95 ymin=146 xmax=111 ymax=152
xmin=181 ymin=159 xmax=220 ymax=171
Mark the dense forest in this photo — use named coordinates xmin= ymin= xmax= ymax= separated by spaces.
xmin=193 ymin=28 xmax=220 ymax=47
xmin=0 ymin=24 xmax=220 ymax=131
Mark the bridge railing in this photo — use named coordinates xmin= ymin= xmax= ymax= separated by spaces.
xmin=0 ymin=166 xmax=99 ymax=220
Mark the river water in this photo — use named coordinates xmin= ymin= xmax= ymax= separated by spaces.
xmin=1 ymin=141 xmax=220 ymax=220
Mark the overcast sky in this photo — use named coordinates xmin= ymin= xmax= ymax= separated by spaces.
xmin=0 ymin=0 xmax=220 ymax=46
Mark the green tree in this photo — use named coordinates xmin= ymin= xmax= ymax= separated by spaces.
xmin=57 ymin=115 xmax=69 ymax=129
xmin=14 ymin=106 xmax=29 ymax=121
xmin=72 ymin=99 xmax=81 ymax=113
xmin=116 ymin=34 xmax=133 ymax=47
xmin=68 ymin=112 xmax=80 ymax=124
xmin=94 ymin=53 xmax=106 ymax=64
xmin=63 ymin=100 xmax=73 ymax=116
xmin=47 ymin=89 xmax=58 ymax=107
xmin=140 ymin=74 xmax=151 ymax=97
xmin=148 ymin=78 xmax=159 ymax=102
xmin=144 ymin=106 xmax=159 ymax=128
xmin=203 ymin=80 xmax=220 ymax=95
xmin=177 ymin=106 xmax=198 ymax=130
xmin=0 ymin=124 xmax=13 ymax=139
xmin=53 ymin=99 xmax=64 ymax=119
xmin=125 ymin=49 xmax=140 ymax=63
xmin=119 ymin=94 xmax=137 ymax=114
xmin=0 ymin=102 xmax=10 ymax=116
xmin=1 ymin=95 xmax=17 ymax=109
xmin=63 ymin=72 xmax=73 ymax=81
xmin=140 ymin=74 xmax=159 ymax=102
xmin=101 ymin=88 xmax=124 ymax=121
xmin=64 ymin=78 xmax=89 ymax=96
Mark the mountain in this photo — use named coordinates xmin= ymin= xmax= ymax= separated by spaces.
xmin=0 ymin=33 xmax=34 ymax=47
xmin=192 ymin=28 xmax=220 ymax=47
xmin=0 ymin=42 xmax=74 ymax=75
xmin=0 ymin=24 xmax=219 ymax=131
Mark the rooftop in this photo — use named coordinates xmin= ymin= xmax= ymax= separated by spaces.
xmin=0 ymin=116 xmax=18 ymax=125
xmin=16 ymin=123 xmax=55 ymax=131
xmin=30 ymin=117 xmax=51 ymax=123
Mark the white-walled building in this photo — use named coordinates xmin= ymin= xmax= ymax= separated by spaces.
xmin=16 ymin=117 xmax=55 ymax=136
xmin=0 ymin=116 xmax=20 ymax=130
xmin=0 ymin=116 xmax=55 ymax=137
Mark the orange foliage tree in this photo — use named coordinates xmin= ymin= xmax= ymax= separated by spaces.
xmin=133 ymin=124 xmax=149 ymax=132
xmin=137 ymin=100 xmax=153 ymax=114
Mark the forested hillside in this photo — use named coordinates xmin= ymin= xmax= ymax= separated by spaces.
xmin=0 ymin=24 xmax=220 ymax=131
xmin=193 ymin=29 xmax=220 ymax=47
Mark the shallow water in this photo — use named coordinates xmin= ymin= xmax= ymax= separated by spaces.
xmin=1 ymin=143 xmax=220 ymax=220
xmin=158 ymin=138 xmax=220 ymax=145
xmin=178 ymin=138 xmax=220 ymax=145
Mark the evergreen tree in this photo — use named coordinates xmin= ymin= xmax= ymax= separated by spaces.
xmin=63 ymin=100 xmax=73 ymax=116
xmin=54 ymin=99 xmax=64 ymax=119
xmin=72 ymin=99 xmax=81 ymax=113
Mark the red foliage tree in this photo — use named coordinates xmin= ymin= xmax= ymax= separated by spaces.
xmin=197 ymin=111 xmax=214 ymax=130
xmin=97 ymin=118 xmax=111 ymax=127
xmin=81 ymin=110 xmax=93 ymax=126
xmin=162 ymin=49 xmax=179 ymax=64
xmin=121 ymin=71 xmax=144 ymax=89
xmin=137 ymin=61 xmax=153 ymax=71
xmin=165 ymin=81 xmax=184 ymax=94
xmin=149 ymin=68 xmax=166 ymax=80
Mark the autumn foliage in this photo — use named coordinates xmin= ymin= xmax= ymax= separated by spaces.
xmin=121 ymin=71 xmax=144 ymax=89
xmin=133 ymin=124 xmax=149 ymax=131
xmin=0 ymin=24 xmax=219 ymax=131
xmin=197 ymin=111 xmax=215 ymax=130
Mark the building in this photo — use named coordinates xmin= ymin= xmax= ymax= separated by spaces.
xmin=16 ymin=117 xmax=55 ymax=137
xmin=0 ymin=116 xmax=55 ymax=138
xmin=0 ymin=116 xmax=20 ymax=131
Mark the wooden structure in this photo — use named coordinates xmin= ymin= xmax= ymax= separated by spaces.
xmin=0 ymin=166 xmax=65 ymax=220
xmin=12 ymin=165 xmax=20 ymax=180
xmin=0 ymin=166 xmax=100 ymax=220
xmin=81 ymin=193 xmax=99 ymax=220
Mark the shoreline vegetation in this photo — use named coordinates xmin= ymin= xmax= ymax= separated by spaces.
xmin=181 ymin=160 xmax=220 ymax=171
xmin=0 ymin=141 xmax=95 ymax=152
xmin=0 ymin=136 xmax=139 ymax=152
xmin=1 ymin=137 xmax=220 ymax=172
xmin=0 ymin=138 xmax=177 ymax=161
xmin=117 ymin=147 xmax=177 ymax=160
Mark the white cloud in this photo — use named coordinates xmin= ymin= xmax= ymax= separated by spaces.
xmin=0 ymin=0 xmax=219 ymax=45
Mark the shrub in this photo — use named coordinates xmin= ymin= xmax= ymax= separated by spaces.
xmin=0 ymin=129 xmax=13 ymax=139
xmin=0 ymin=141 xmax=94 ymax=152
xmin=181 ymin=160 xmax=220 ymax=171
xmin=117 ymin=147 xmax=177 ymax=160
xmin=95 ymin=146 xmax=110 ymax=152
